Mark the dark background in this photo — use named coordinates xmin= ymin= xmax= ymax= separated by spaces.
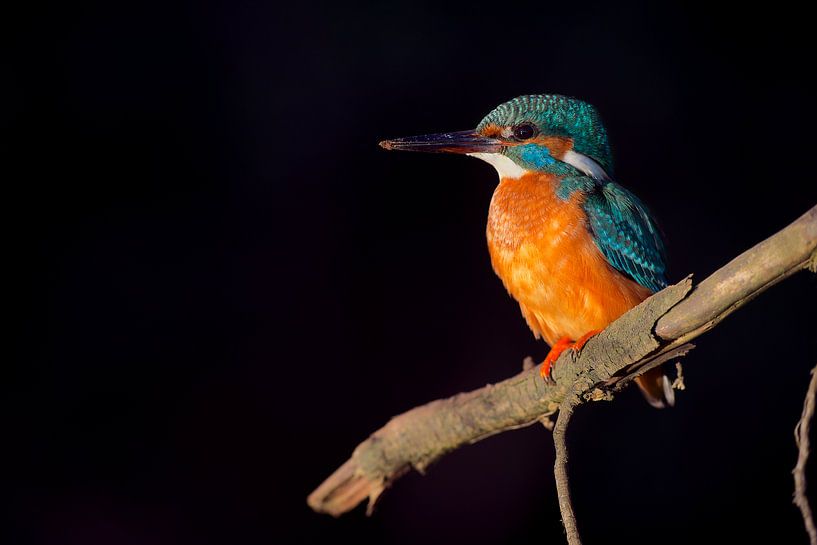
xmin=6 ymin=1 xmax=817 ymax=544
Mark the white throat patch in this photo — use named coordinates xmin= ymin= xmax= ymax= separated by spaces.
xmin=562 ymin=150 xmax=611 ymax=181
xmin=468 ymin=153 xmax=528 ymax=179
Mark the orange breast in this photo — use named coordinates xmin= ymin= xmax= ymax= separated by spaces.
xmin=486 ymin=172 xmax=652 ymax=346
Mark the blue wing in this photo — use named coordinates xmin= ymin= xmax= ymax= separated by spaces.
xmin=580 ymin=180 xmax=668 ymax=292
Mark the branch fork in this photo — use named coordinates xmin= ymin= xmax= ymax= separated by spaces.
xmin=308 ymin=204 xmax=817 ymax=543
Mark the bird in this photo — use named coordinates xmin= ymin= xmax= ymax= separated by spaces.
xmin=379 ymin=94 xmax=674 ymax=408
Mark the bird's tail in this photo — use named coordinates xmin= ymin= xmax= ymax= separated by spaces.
xmin=635 ymin=366 xmax=675 ymax=409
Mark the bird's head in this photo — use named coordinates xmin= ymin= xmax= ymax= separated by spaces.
xmin=380 ymin=94 xmax=613 ymax=181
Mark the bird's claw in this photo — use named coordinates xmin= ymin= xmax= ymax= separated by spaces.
xmin=539 ymin=358 xmax=552 ymax=380
xmin=539 ymin=341 xmax=569 ymax=385
xmin=540 ymin=366 xmax=556 ymax=385
xmin=537 ymin=332 xmax=601 ymax=385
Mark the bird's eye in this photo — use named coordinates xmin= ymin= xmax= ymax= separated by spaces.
xmin=512 ymin=123 xmax=537 ymax=140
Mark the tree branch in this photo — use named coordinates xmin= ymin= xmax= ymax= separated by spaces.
xmin=553 ymin=387 xmax=582 ymax=545
xmin=794 ymin=364 xmax=817 ymax=545
xmin=307 ymin=204 xmax=817 ymax=518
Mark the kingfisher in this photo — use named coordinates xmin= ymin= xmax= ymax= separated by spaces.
xmin=380 ymin=94 xmax=674 ymax=408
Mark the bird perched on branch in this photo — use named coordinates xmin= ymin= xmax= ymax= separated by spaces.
xmin=380 ymin=94 xmax=674 ymax=408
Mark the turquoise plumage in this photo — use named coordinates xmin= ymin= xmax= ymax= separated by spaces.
xmin=582 ymin=180 xmax=668 ymax=293
xmin=380 ymin=93 xmax=675 ymax=407
xmin=554 ymin=172 xmax=668 ymax=294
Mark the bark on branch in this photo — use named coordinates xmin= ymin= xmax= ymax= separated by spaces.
xmin=308 ymin=204 xmax=817 ymax=518
xmin=794 ymin=364 xmax=817 ymax=545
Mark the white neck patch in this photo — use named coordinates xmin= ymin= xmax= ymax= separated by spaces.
xmin=562 ymin=150 xmax=611 ymax=181
xmin=468 ymin=152 xmax=528 ymax=180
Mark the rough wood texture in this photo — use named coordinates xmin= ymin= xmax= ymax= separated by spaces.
xmin=794 ymin=364 xmax=817 ymax=545
xmin=553 ymin=389 xmax=581 ymax=545
xmin=308 ymin=204 xmax=817 ymax=518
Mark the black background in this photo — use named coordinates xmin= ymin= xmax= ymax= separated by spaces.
xmin=7 ymin=1 xmax=817 ymax=544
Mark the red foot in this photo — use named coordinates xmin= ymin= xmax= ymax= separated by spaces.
xmin=539 ymin=330 xmax=603 ymax=381
xmin=573 ymin=329 xmax=602 ymax=352
xmin=540 ymin=337 xmax=572 ymax=380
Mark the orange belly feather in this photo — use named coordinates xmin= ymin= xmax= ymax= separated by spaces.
xmin=486 ymin=172 xmax=652 ymax=346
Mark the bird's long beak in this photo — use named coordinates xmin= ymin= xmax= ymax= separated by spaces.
xmin=379 ymin=130 xmax=501 ymax=154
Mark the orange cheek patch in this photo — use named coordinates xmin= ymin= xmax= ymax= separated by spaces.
xmin=479 ymin=124 xmax=503 ymax=138
xmin=530 ymin=136 xmax=573 ymax=159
